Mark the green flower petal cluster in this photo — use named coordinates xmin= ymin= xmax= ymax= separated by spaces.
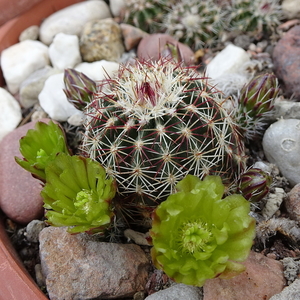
xmin=15 ymin=120 xmax=70 ymax=181
xmin=150 ymin=175 xmax=255 ymax=286
xmin=41 ymin=153 xmax=116 ymax=234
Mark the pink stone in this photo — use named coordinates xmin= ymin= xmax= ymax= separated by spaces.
xmin=0 ymin=119 xmax=52 ymax=224
xmin=137 ymin=33 xmax=195 ymax=65
xmin=120 ymin=23 xmax=149 ymax=51
xmin=203 ymin=251 xmax=286 ymax=300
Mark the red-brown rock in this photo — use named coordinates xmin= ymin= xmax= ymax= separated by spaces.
xmin=285 ymin=183 xmax=300 ymax=221
xmin=0 ymin=119 xmax=50 ymax=224
xmin=273 ymin=25 xmax=300 ymax=100
xmin=137 ymin=33 xmax=195 ymax=65
xmin=203 ymin=251 xmax=286 ymax=300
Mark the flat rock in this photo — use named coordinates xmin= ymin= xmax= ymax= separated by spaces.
xmin=39 ymin=0 xmax=111 ymax=45
xmin=145 ymin=284 xmax=203 ymax=300
xmin=262 ymin=119 xmax=300 ymax=187
xmin=39 ymin=227 xmax=150 ymax=300
xmin=273 ymin=26 xmax=300 ymax=100
xmin=0 ymin=40 xmax=49 ymax=94
xmin=80 ymin=18 xmax=125 ymax=62
xmin=0 ymin=120 xmax=49 ymax=224
xmin=203 ymin=251 xmax=286 ymax=300
xmin=0 ymin=87 xmax=22 ymax=141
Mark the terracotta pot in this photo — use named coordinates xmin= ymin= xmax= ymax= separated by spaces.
xmin=0 ymin=1 xmax=84 ymax=299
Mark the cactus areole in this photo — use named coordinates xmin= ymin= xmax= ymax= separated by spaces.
xmin=81 ymin=59 xmax=246 ymax=203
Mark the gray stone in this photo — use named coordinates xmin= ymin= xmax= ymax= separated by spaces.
xmin=262 ymin=119 xmax=300 ymax=187
xmin=26 ymin=220 xmax=46 ymax=243
xmin=145 ymin=284 xmax=203 ymax=300
xmin=80 ymin=18 xmax=125 ymax=62
xmin=269 ymin=279 xmax=300 ymax=300
xmin=39 ymin=227 xmax=150 ymax=300
xmin=270 ymin=99 xmax=300 ymax=121
xmin=20 ymin=66 xmax=61 ymax=108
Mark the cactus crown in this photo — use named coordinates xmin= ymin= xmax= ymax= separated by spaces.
xmin=80 ymin=58 xmax=246 ymax=205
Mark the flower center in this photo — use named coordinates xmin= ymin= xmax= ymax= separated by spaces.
xmin=179 ymin=220 xmax=213 ymax=254
xmin=75 ymin=189 xmax=94 ymax=214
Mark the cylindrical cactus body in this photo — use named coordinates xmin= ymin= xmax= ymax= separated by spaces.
xmin=81 ymin=59 xmax=246 ymax=206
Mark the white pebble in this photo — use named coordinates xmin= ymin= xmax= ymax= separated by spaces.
xmin=0 ymin=88 xmax=22 ymax=141
xmin=49 ymin=33 xmax=82 ymax=70
xmin=75 ymin=60 xmax=119 ymax=81
xmin=38 ymin=73 xmax=81 ymax=121
xmin=206 ymin=44 xmax=250 ymax=79
xmin=1 ymin=40 xmax=49 ymax=94
xmin=19 ymin=25 xmax=39 ymax=42
xmin=109 ymin=0 xmax=126 ymax=17
xmin=39 ymin=1 xmax=111 ymax=45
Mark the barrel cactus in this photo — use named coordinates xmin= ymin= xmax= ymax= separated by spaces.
xmin=121 ymin=0 xmax=172 ymax=33
xmin=228 ymin=0 xmax=283 ymax=34
xmin=163 ymin=0 xmax=226 ymax=49
xmin=77 ymin=58 xmax=246 ymax=209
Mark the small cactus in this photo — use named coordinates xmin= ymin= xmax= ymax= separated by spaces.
xmin=121 ymin=0 xmax=171 ymax=33
xmin=77 ymin=58 xmax=246 ymax=208
xmin=228 ymin=0 xmax=283 ymax=34
xmin=235 ymin=73 xmax=279 ymax=140
xmin=238 ymin=168 xmax=272 ymax=202
xmin=150 ymin=175 xmax=256 ymax=286
xmin=163 ymin=0 xmax=226 ymax=49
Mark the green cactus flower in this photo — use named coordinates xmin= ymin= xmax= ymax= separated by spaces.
xmin=41 ymin=153 xmax=116 ymax=234
xmin=15 ymin=120 xmax=71 ymax=181
xmin=150 ymin=175 xmax=256 ymax=286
